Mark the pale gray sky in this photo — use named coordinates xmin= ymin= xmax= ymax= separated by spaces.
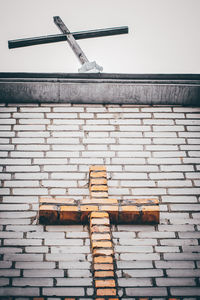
xmin=0 ymin=0 xmax=200 ymax=73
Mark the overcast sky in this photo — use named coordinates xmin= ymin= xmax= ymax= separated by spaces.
xmin=0 ymin=0 xmax=200 ymax=74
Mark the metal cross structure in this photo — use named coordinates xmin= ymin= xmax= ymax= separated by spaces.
xmin=39 ymin=165 xmax=159 ymax=298
xmin=8 ymin=16 xmax=129 ymax=73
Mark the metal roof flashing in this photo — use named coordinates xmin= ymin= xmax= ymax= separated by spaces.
xmin=0 ymin=73 xmax=200 ymax=106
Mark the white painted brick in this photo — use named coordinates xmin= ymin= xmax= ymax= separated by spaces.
xmin=117 ymin=151 xmax=150 ymax=157
xmin=186 ymin=113 xmax=200 ymax=118
xmin=20 ymin=107 xmax=51 ymax=112
xmin=43 ymin=287 xmax=84 ymax=296
xmin=46 ymin=253 xmax=86 ymax=261
xmin=153 ymin=138 xmax=185 ymax=144
xmin=4 ymin=239 xmax=42 ymax=246
xmin=168 ymin=188 xmax=200 ymax=195
xmin=188 ymin=151 xmax=200 ymax=157
xmin=4 ymin=253 xmax=43 ymax=261
xmin=15 ymin=262 xmax=55 ymax=269
xmin=158 ymin=180 xmax=192 ymax=187
xmin=10 ymin=151 xmax=44 ymax=158
xmin=0 ymin=188 xmax=10 ymax=195
xmin=6 ymin=166 xmax=40 ymax=172
xmin=145 ymin=132 xmax=177 ymax=138
xmin=13 ymin=125 xmax=45 ymax=131
xmin=47 ymin=125 xmax=80 ymax=131
xmin=41 ymin=180 xmax=76 ymax=187
xmin=12 ymin=188 xmax=47 ymax=195
xmin=119 ymin=138 xmax=151 ymax=144
xmin=183 ymin=158 xmax=200 ymax=164
xmin=153 ymin=125 xmax=184 ymax=131
xmin=152 ymin=151 xmax=186 ymax=157
xmin=69 ymin=158 xmax=104 ymax=164
xmin=83 ymin=125 xmax=115 ymax=131
xmin=179 ymin=132 xmax=200 ymax=137
xmin=173 ymin=107 xmax=200 ymax=112
xmin=13 ymin=113 xmax=44 ymax=118
xmin=142 ymin=107 xmax=172 ymax=112
xmin=0 ymin=173 xmax=11 ymax=180
xmin=0 ymin=138 xmax=9 ymax=143
xmin=153 ymin=113 xmax=185 ymax=118
xmin=148 ymin=158 xmax=181 ymax=164
xmin=88 ymin=132 xmax=109 ymax=137
xmin=53 ymin=119 xmax=84 ymax=124
xmin=162 ymin=196 xmax=197 ymax=203
xmin=23 ymin=269 xmax=64 ymax=277
xmin=161 ymin=165 xmax=194 ymax=172
xmin=132 ymin=188 xmax=166 ymax=195
xmin=47 ymin=113 xmax=78 ymax=118
xmin=111 ymin=145 xmax=143 ymax=151
xmin=14 ymin=173 xmax=48 ymax=179
xmin=82 ymin=138 xmax=115 ymax=144
xmin=87 ymin=144 xmax=108 ymax=150
xmin=0 ymin=211 xmax=36 ymax=219
xmin=111 ymin=132 xmax=142 ymax=137
xmin=19 ymin=118 xmax=50 ymax=124
xmin=13 ymin=278 xmax=53 ymax=286
xmin=0 ymin=125 xmax=11 ymax=130
xmin=25 ymin=246 xmax=48 ymax=253
xmin=67 ymin=188 xmax=89 ymax=195
xmin=53 ymin=107 xmax=84 ymax=112
xmin=0 ymin=113 xmax=11 ymax=118
xmin=119 ymin=125 xmax=150 ymax=131
xmin=52 ymin=131 xmax=83 ymax=137
xmin=150 ymin=173 xmax=184 ymax=179
xmin=144 ymin=119 xmax=174 ymax=125
xmin=112 ymin=173 xmax=147 ymax=179
xmin=110 ymin=119 xmax=141 ymax=125
xmin=0 ymin=119 xmax=16 ymax=124
xmin=34 ymin=158 xmax=68 ymax=164
xmin=112 ymin=158 xmax=145 ymax=164
xmin=0 ymin=131 xmax=15 ymax=137
xmin=0 ymin=107 xmax=17 ymax=112
xmin=51 ymin=173 xmax=85 ymax=179
xmin=47 ymin=138 xmax=80 ymax=144
xmin=45 ymin=239 xmax=83 ymax=246
xmin=0 ymin=151 xmax=8 ymax=157
xmin=109 ymin=107 xmax=139 ymax=112
xmin=4 ymin=181 xmax=39 ymax=187
xmin=187 ymin=125 xmax=200 ymax=131
xmin=12 ymin=138 xmax=45 ymax=144
xmin=188 ymin=138 xmax=200 ymax=144
xmin=0 ymin=158 xmax=31 ymax=165
xmin=17 ymin=131 xmax=50 ymax=137
xmin=125 ymin=165 xmax=159 ymax=172
xmin=82 ymin=151 xmax=115 ymax=157
xmin=56 ymin=277 xmax=92 ymax=286
xmin=123 ymin=180 xmax=156 ymax=187
xmin=176 ymin=119 xmax=200 ymax=125
xmin=86 ymin=119 xmax=109 ymax=124
xmin=0 ymin=203 xmax=29 ymax=210
xmin=43 ymin=165 xmax=77 ymax=171
xmin=46 ymin=151 xmax=79 ymax=157
xmin=0 ymin=144 xmax=14 ymax=150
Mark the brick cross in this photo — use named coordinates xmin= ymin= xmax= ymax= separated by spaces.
xmin=39 ymin=166 xmax=159 ymax=299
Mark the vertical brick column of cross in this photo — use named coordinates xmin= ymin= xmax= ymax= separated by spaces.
xmin=89 ymin=166 xmax=119 ymax=299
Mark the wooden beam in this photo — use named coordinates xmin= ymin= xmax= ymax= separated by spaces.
xmin=8 ymin=26 xmax=128 ymax=49
xmin=53 ymin=16 xmax=88 ymax=65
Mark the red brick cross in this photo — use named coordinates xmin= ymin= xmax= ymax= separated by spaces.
xmin=39 ymin=166 xmax=159 ymax=299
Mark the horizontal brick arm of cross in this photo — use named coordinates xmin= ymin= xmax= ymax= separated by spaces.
xmin=39 ymin=165 xmax=159 ymax=225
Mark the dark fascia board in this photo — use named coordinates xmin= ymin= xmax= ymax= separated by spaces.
xmin=0 ymin=72 xmax=200 ymax=106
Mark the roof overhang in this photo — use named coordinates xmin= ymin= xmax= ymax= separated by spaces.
xmin=0 ymin=73 xmax=200 ymax=106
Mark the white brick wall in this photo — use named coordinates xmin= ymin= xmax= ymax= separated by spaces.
xmin=0 ymin=104 xmax=200 ymax=299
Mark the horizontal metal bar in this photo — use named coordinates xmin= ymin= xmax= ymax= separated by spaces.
xmin=8 ymin=26 xmax=128 ymax=49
